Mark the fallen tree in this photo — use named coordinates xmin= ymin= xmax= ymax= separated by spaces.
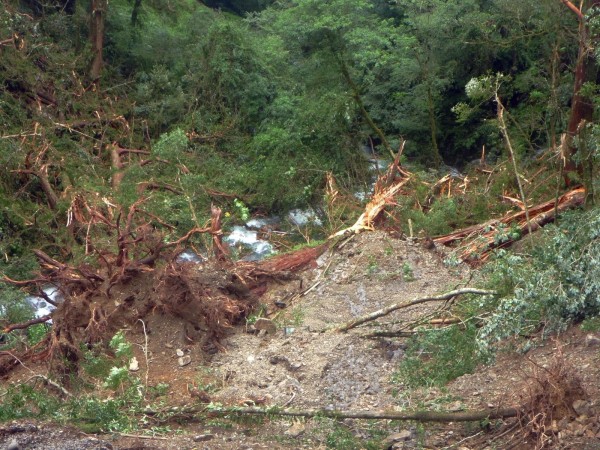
xmin=333 ymin=288 xmax=496 ymax=332
xmin=0 ymin=198 xmax=316 ymax=375
xmin=208 ymin=405 xmax=519 ymax=423
xmin=434 ymin=187 xmax=585 ymax=262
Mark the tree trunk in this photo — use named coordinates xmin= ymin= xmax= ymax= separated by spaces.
xmin=561 ymin=0 xmax=600 ymax=185
xmin=89 ymin=0 xmax=107 ymax=81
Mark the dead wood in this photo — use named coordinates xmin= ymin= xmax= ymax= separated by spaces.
xmin=136 ymin=182 xmax=182 ymax=195
xmin=434 ymin=187 xmax=585 ymax=262
xmin=210 ymin=205 xmax=230 ymax=261
xmin=1 ymin=275 xmax=49 ymax=287
xmin=3 ymin=315 xmax=51 ymax=333
xmin=518 ymin=351 xmax=587 ymax=448
xmin=257 ymin=243 xmax=328 ymax=273
xmin=210 ymin=405 xmax=519 ymax=423
xmin=334 ymin=288 xmax=496 ymax=332
xmin=26 ymin=374 xmax=73 ymax=398
xmin=329 ymin=147 xmax=411 ymax=238
xmin=14 ymin=166 xmax=59 ymax=210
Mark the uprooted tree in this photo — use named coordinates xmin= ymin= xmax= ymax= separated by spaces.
xmin=0 ymin=196 xmax=326 ymax=377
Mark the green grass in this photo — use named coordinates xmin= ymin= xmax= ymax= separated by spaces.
xmin=394 ymin=324 xmax=486 ymax=388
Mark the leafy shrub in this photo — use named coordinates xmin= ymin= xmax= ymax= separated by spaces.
xmin=478 ymin=208 xmax=600 ymax=353
xmin=0 ymin=283 xmax=35 ymax=334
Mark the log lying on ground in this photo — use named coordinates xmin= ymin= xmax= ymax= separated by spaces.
xmin=434 ymin=187 xmax=585 ymax=262
xmin=333 ymin=288 xmax=496 ymax=332
xmin=210 ymin=405 xmax=519 ymax=423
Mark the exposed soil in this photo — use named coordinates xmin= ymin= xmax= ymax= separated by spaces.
xmin=2 ymin=231 xmax=600 ymax=450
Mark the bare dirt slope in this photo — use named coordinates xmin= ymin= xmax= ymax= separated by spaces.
xmin=211 ymin=231 xmax=469 ymax=413
xmin=2 ymin=231 xmax=600 ymax=450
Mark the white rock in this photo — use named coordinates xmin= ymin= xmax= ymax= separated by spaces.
xmin=129 ymin=357 xmax=139 ymax=372
xmin=178 ymin=355 xmax=191 ymax=367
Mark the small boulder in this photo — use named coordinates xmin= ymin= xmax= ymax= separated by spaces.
xmin=285 ymin=421 xmax=306 ymax=437
xmin=128 ymin=357 xmax=139 ymax=372
xmin=254 ymin=318 xmax=277 ymax=335
xmin=383 ymin=430 xmax=412 ymax=448
xmin=585 ymin=334 xmax=600 ymax=347
xmin=178 ymin=355 xmax=191 ymax=367
xmin=572 ymin=399 xmax=592 ymax=416
xmin=193 ymin=433 xmax=214 ymax=442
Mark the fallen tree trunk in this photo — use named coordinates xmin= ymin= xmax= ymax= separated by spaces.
xmin=334 ymin=288 xmax=496 ymax=332
xmin=211 ymin=405 xmax=519 ymax=423
xmin=434 ymin=187 xmax=585 ymax=261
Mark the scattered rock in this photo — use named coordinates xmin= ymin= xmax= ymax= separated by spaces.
xmin=165 ymin=343 xmax=173 ymax=349
xmin=573 ymin=399 xmax=592 ymax=416
xmin=383 ymin=430 xmax=412 ymax=447
xmin=284 ymin=421 xmax=306 ymax=437
xmin=447 ymin=401 xmax=463 ymax=412
xmin=6 ymin=439 xmax=19 ymax=450
xmin=176 ymin=348 xmax=185 ymax=357
xmin=585 ymin=334 xmax=600 ymax=347
xmin=128 ymin=357 xmax=139 ymax=372
xmin=178 ymin=355 xmax=191 ymax=366
xmin=254 ymin=318 xmax=277 ymax=335
xmin=557 ymin=416 xmax=570 ymax=431
xmin=193 ymin=433 xmax=215 ymax=442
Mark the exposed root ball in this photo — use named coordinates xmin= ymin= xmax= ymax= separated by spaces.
xmin=519 ymin=354 xmax=587 ymax=449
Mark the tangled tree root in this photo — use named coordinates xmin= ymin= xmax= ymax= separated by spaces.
xmin=517 ymin=353 xmax=587 ymax=449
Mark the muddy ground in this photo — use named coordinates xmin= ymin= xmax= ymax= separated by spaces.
xmin=2 ymin=231 xmax=600 ymax=450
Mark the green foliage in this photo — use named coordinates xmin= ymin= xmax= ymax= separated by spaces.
xmin=313 ymin=417 xmax=384 ymax=450
xmin=0 ymin=384 xmax=62 ymax=421
xmin=233 ymin=198 xmax=250 ymax=222
xmin=0 ymin=283 xmax=34 ymax=327
xmin=81 ymin=345 xmax=113 ymax=380
xmin=406 ymin=199 xmax=460 ymax=236
xmin=395 ymin=324 xmax=485 ymax=388
xmin=479 ymin=208 xmax=600 ymax=353
xmin=402 ymin=262 xmax=415 ymax=282
xmin=103 ymin=366 xmax=131 ymax=390
xmin=135 ymin=66 xmax=186 ymax=136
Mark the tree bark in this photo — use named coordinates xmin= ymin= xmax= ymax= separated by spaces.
xmin=213 ymin=405 xmax=519 ymax=423
xmin=560 ymin=0 xmax=600 ymax=185
xmin=89 ymin=0 xmax=107 ymax=81
xmin=3 ymin=316 xmax=51 ymax=334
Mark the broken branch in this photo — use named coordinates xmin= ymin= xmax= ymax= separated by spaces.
xmin=3 ymin=315 xmax=51 ymax=334
xmin=334 ymin=288 xmax=496 ymax=332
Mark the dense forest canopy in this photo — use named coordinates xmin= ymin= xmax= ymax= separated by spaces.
xmin=1 ymin=0 xmax=599 ymax=275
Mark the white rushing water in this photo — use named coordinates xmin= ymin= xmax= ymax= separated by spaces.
xmin=25 ymin=285 xmax=61 ymax=320
xmin=287 ymin=208 xmax=323 ymax=226
xmin=224 ymin=225 xmax=275 ymax=261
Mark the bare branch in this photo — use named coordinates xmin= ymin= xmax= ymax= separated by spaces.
xmin=3 ymin=315 xmax=51 ymax=334
xmin=334 ymin=288 xmax=496 ymax=332
xmin=559 ymin=0 xmax=584 ymax=20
